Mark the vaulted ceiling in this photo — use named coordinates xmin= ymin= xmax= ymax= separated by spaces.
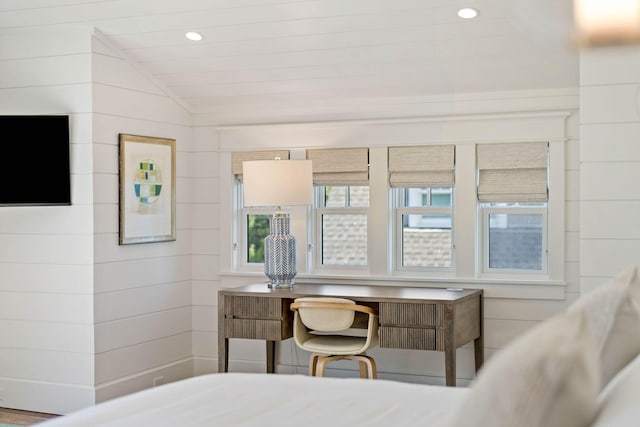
xmin=0 ymin=0 xmax=578 ymax=125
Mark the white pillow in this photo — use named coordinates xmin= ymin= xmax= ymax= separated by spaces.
xmin=591 ymin=353 xmax=640 ymax=427
xmin=450 ymin=309 xmax=601 ymax=427
xmin=567 ymin=265 xmax=640 ymax=386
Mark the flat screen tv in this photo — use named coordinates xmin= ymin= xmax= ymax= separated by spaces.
xmin=0 ymin=115 xmax=71 ymax=206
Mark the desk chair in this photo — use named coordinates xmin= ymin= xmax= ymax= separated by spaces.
xmin=290 ymin=297 xmax=379 ymax=379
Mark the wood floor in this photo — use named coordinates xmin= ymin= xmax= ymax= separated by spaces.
xmin=0 ymin=408 xmax=59 ymax=426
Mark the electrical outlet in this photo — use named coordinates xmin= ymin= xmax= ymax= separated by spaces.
xmin=153 ymin=376 xmax=164 ymax=387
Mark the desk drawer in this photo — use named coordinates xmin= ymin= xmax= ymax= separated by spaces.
xmin=225 ymin=318 xmax=292 ymax=341
xmin=223 ymin=295 xmax=293 ymax=340
xmin=379 ymin=326 xmax=438 ymax=350
xmin=224 ymin=296 xmax=285 ymax=319
xmin=379 ymin=302 xmax=442 ymax=327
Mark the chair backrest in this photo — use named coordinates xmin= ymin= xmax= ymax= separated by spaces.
xmin=293 ymin=297 xmax=357 ymax=331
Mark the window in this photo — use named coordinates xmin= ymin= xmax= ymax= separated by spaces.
xmin=388 ymin=145 xmax=456 ymax=271
xmin=246 ymin=212 xmax=270 ymax=263
xmin=307 ymin=148 xmax=370 ymax=270
xmin=395 ymin=187 xmax=453 ymax=269
xmin=238 ymin=182 xmax=273 ymax=265
xmin=315 ymin=185 xmax=369 ymax=266
xmin=476 ymin=142 xmax=549 ymax=274
xmin=481 ymin=203 xmax=547 ymax=272
xmin=232 ymin=150 xmax=289 ymax=267
xmin=229 ymin=140 xmax=563 ymax=287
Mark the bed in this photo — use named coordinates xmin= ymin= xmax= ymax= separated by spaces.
xmin=37 ymin=266 xmax=640 ymax=427
xmin=36 ymin=373 xmax=466 ymax=427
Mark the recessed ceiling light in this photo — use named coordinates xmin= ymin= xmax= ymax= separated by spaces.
xmin=185 ymin=31 xmax=203 ymax=41
xmin=458 ymin=8 xmax=479 ymax=19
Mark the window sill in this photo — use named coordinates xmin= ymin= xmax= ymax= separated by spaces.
xmin=218 ymin=271 xmax=568 ymax=300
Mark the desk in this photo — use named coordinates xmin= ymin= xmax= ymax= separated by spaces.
xmin=218 ymin=283 xmax=483 ymax=386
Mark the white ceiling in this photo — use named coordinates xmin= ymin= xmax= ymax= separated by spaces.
xmin=0 ymin=0 xmax=578 ymax=125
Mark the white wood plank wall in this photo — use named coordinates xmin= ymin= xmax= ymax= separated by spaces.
xmin=90 ymin=32 xmax=194 ymax=404
xmin=579 ymin=45 xmax=640 ymax=292
xmin=0 ymin=26 xmax=96 ymax=414
xmin=190 ymin=126 xmax=222 ymax=375
xmin=0 ymin=26 xmax=196 ymax=414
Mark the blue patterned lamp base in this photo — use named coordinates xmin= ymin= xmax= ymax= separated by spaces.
xmin=264 ymin=211 xmax=297 ymax=288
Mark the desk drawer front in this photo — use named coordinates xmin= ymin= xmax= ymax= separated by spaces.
xmin=225 ymin=296 xmax=283 ymax=319
xmin=225 ymin=319 xmax=290 ymax=340
xmin=379 ymin=326 xmax=437 ymax=350
xmin=379 ymin=302 xmax=442 ymax=327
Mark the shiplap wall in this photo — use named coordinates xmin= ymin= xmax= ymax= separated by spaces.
xmin=0 ymin=26 xmax=96 ymax=414
xmin=579 ymin=46 xmax=640 ymax=291
xmin=213 ymin=102 xmax=581 ymax=384
xmin=191 ymin=126 xmax=221 ymax=375
xmin=90 ymin=33 xmax=194 ymax=404
xmin=0 ymin=27 xmax=195 ymax=414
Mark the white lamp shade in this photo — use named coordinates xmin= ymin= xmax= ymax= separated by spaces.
xmin=243 ymin=160 xmax=313 ymax=207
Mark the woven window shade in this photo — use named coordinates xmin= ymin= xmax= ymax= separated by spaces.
xmin=232 ymin=150 xmax=290 ymax=181
xmin=388 ymin=145 xmax=455 ymax=188
xmin=306 ymin=147 xmax=369 ymax=186
xmin=477 ymin=142 xmax=548 ymax=203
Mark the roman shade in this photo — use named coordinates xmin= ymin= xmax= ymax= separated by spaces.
xmin=306 ymin=148 xmax=369 ymax=186
xmin=388 ymin=145 xmax=455 ymax=188
xmin=232 ymin=150 xmax=290 ymax=181
xmin=476 ymin=142 xmax=548 ymax=203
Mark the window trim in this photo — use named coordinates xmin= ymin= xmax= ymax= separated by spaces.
xmin=235 ymin=182 xmax=273 ymax=272
xmin=240 ymin=208 xmax=275 ymax=269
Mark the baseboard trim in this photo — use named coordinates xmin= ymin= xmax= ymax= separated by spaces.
xmin=0 ymin=378 xmax=94 ymax=415
xmin=95 ymin=359 xmax=194 ymax=404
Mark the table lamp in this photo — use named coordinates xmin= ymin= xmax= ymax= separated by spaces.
xmin=242 ymin=159 xmax=313 ymax=288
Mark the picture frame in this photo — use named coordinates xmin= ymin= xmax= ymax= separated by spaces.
xmin=119 ymin=134 xmax=176 ymax=245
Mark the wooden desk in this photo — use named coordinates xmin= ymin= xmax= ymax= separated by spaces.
xmin=218 ymin=283 xmax=483 ymax=386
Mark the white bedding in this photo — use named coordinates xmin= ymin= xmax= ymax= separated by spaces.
xmin=38 ymin=373 xmax=468 ymax=427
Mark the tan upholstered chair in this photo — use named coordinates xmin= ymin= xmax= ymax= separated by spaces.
xmin=290 ymin=297 xmax=379 ymax=379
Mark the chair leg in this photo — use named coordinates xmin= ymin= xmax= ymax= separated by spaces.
xmin=315 ymin=356 xmax=329 ymax=377
xmin=309 ymin=354 xmax=320 ymax=376
xmin=316 ymin=355 xmax=348 ymax=377
xmin=366 ymin=356 xmax=377 ymax=379
xmin=348 ymin=355 xmax=377 ymax=379
xmin=359 ymin=360 xmax=368 ymax=378
xmin=314 ymin=354 xmax=377 ymax=379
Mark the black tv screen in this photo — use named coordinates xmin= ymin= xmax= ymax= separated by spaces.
xmin=0 ymin=115 xmax=71 ymax=206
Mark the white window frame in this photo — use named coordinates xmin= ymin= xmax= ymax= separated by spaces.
xmin=479 ymin=204 xmax=548 ymax=277
xmin=312 ymin=185 xmax=369 ymax=272
xmin=235 ymin=182 xmax=273 ymax=272
xmin=392 ymin=187 xmax=455 ymax=273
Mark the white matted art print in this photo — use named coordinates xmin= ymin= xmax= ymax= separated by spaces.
xmin=119 ymin=134 xmax=176 ymax=245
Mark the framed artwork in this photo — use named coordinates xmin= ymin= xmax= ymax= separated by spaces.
xmin=119 ymin=134 xmax=176 ymax=245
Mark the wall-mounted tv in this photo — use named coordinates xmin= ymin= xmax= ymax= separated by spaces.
xmin=0 ymin=115 xmax=71 ymax=206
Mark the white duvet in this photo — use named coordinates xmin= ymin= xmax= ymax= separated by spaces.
xmin=38 ymin=373 xmax=468 ymax=427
